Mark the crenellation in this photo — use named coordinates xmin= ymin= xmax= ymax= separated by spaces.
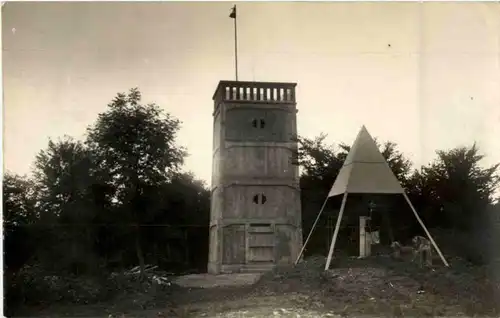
xmin=213 ymin=80 xmax=297 ymax=105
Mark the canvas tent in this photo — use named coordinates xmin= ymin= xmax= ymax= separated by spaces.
xmin=295 ymin=125 xmax=449 ymax=270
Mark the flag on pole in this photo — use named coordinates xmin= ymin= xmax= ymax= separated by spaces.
xmin=229 ymin=5 xmax=236 ymax=19
xmin=229 ymin=5 xmax=238 ymax=81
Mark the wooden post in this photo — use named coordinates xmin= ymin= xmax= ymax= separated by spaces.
xmin=359 ymin=216 xmax=371 ymax=258
xmin=295 ymin=196 xmax=329 ymax=264
xmin=325 ymin=192 xmax=348 ymax=271
xmin=245 ymin=223 xmax=250 ymax=265
xmin=325 ymin=217 xmax=330 ymax=253
xmin=402 ymin=192 xmax=449 ymax=267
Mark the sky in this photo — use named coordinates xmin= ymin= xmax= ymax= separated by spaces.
xmin=2 ymin=1 xmax=500 ymax=185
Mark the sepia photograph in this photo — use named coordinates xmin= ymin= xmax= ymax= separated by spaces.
xmin=2 ymin=1 xmax=500 ymax=317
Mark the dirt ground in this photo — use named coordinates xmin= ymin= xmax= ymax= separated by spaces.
xmin=174 ymin=273 xmax=262 ymax=289
xmin=20 ymin=256 xmax=500 ymax=318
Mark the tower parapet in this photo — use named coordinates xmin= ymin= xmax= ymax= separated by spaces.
xmin=212 ymin=80 xmax=296 ymax=104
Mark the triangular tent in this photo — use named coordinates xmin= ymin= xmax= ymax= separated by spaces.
xmin=296 ymin=125 xmax=449 ymax=270
xmin=328 ymin=125 xmax=404 ymax=197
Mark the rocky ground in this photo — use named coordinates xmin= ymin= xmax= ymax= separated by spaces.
xmin=19 ymin=255 xmax=500 ymax=317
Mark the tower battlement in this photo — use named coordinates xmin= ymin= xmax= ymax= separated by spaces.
xmin=213 ymin=80 xmax=296 ymax=104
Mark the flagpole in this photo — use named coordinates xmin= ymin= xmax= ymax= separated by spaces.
xmin=234 ymin=12 xmax=238 ymax=81
xmin=230 ymin=5 xmax=239 ymax=81
xmin=418 ymin=1 xmax=425 ymax=168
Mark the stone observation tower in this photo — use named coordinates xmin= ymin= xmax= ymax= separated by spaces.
xmin=208 ymin=80 xmax=303 ymax=274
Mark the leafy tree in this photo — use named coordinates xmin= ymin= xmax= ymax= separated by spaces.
xmin=164 ymin=172 xmax=210 ymax=226
xmin=407 ymin=143 xmax=499 ymax=264
xmin=34 ymin=137 xmax=96 ymax=220
xmin=419 ymin=143 xmax=499 ymax=230
xmin=32 ymin=136 xmax=100 ymax=274
xmin=296 ymin=133 xmax=343 ymax=182
xmin=3 ymin=172 xmax=38 ymax=271
xmin=138 ymin=172 xmax=210 ymax=271
xmin=85 ymin=88 xmax=187 ymax=275
xmin=3 ymin=172 xmax=37 ymax=226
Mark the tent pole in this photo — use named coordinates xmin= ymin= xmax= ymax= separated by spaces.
xmin=325 ymin=192 xmax=348 ymax=270
xmin=294 ymin=195 xmax=330 ymax=265
xmin=402 ymin=192 xmax=449 ymax=267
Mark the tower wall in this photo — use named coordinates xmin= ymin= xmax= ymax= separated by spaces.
xmin=208 ymin=81 xmax=303 ymax=274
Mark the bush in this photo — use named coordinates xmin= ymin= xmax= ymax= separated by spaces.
xmin=5 ymin=265 xmax=46 ymax=315
xmin=4 ymin=262 xmax=178 ymax=316
xmin=4 ymin=264 xmax=115 ymax=316
xmin=429 ymin=228 xmax=494 ymax=265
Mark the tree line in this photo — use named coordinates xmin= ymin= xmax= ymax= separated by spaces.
xmin=4 ymin=88 xmax=500 ymax=308
xmin=4 ymin=89 xmax=210 ymax=277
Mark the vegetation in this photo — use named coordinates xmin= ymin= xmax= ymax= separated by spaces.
xmin=4 ymin=88 xmax=499 ymax=316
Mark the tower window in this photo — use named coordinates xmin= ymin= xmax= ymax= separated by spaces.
xmin=251 ymin=119 xmax=265 ymax=129
xmin=252 ymin=193 xmax=267 ymax=205
xmin=252 ymin=194 xmax=258 ymax=204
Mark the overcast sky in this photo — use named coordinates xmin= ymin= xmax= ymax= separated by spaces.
xmin=3 ymin=2 xmax=500 ymax=184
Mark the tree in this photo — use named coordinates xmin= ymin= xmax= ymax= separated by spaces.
xmin=164 ymin=172 xmax=210 ymax=226
xmin=408 ymin=143 xmax=500 ymax=264
xmin=139 ymin=172 xmax=210 ymax=271
xmin=419 ymin=143 xmax=499 ymax=230
xmin=32 ymin=136 xmax=100 ymax=274
xmin=34 ymin=136 xmax=96 ymax=220
xmin=85 ymin=88 xmax=187 ymax=276
xmin=3 ymin=172 xmax=37 ymax=227
xmin=296 ymin=133 xmax=343 ymax=183
xmin=3 ymin=172 xmax=38 ymax=271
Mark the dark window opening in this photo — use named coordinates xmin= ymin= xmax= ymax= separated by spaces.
xmin=251 ymin=118 xmax=265 ymax=129
xmin=252 ymin=193 xmax=267 ymax=205
xmin=252 ymin=194 xmax=259 ymax=204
